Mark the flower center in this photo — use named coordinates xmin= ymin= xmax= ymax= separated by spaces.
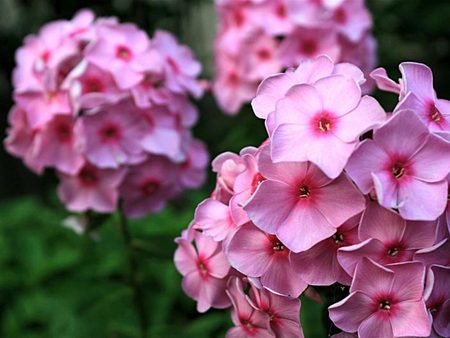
xmin=257 ymin=48 xmax=271 ymax=61
xmin=116 ymin=45 xmax=132 ymax=61
xmin=300 ymin=39 xmax=317 ymax=56
xmin=379 ymin=300 xmax=391 ymax=310
xmin=392 ymin=164 xmax=405 ymax=179
xmin=251 ymin=173 xmax=265 ymax=193
xmin=334 ymin=8 xmax=347 ymax=24
xmin=429 ymin=104 xmax=443 ymax=123
xmin=299 ymin=185 xmax=311 ymax=198
xmin=387 ymin=247 xmax=400 ymax=257
xmin=332 ymin=232 xmax=344 ymax=245
xmin=78 ymin=167 xmax=99 ymax=187
xmin=140 ymin=180 xmax=160 ymax=196
xmin=100 ymin=124 xmax=121 ymax=142
xmin=227 ymin=72 xmax=240 ymax=86
xmin=55 ymin=122 xmax=72 ymax=143
xmin=276 ymin=4 xmax=286 ymax=17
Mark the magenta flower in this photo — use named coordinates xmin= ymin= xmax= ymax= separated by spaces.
xmin=227 ymin=222 xmax=307 ymax=297
xmin=174 ymin=231 xmax=231 ymax=313
xmin=346 ymin=109 xmax=450 ymax=220
xmin=414 ymin=238 xmax=450 ymax=268
xmin=81 ymin=100 xmax=147 ymax=169
xmin=32 ymin=115 xmax=84 ymax=175
xmin=329 ymin=258 xmax=431 ymax=338
xmin=226 ymin=277 xmax=274 ymax=338
xmin=394 ymin=62 xmax=449 ymax=132
xmin=119 ymin=156 xmax=179 ymax=219
xmin=58 ymin=163 xmax=126 ymax=213
xmin=338 ymin=203 xmax=437 ymax=276
xmin=291 ymin=214 xmax=361 ymax=286
xmin=244 ymin=146 xmax=365 ymax=252
xmin=425 ymin=265 xmax=450 ymax=337
xmin=271 ymin=74 xmax=385 ymax=178
xmin=86 ymin=22 xmax=154 ymax=89
xmin=249 ymin=283 xmax=304 ymax=338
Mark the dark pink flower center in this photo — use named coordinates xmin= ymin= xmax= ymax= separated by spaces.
xmin=379 ymin=300 xmax=391 ymax=310
xmin=227 ymin=72 xmax=240 ymax=87
xmin=233 ymin=10 xmax=245 ymax=27
xmin=54 ymin=122 xmax=72 ymax=143
xmin=100 ymin=124 xmax=121 ymax=143
xmin=142 ymin=72 xmax=165 ymax=88
xmin=300 ymin=39 xmax=317 ymax=56
xmin=83 ymin=77 xmax=104 ymax=93
xmin=276 ymin=4 xmax=287 ymax=17
xmin=78 ymin=167 xmax=99 ymax=187
xmin=269 ymin=235 xmax=286 ymax=252
xmin=332 ymin=232 xmax=344 ymax=245
xmin=197 ymin=259 xmax=209 ymax=279
xmin=257 ymin=48 xmax=271 ymax=61
xmin=41 ymin=50 xmax=50 ymax=64
xmin=334 ymin=8 xmax=347 ymax=24
xmin=387 ymin=246 xmax=400 ymax=257
xmin=298 ymin=185 xmax=311 ymax=199
xmin=116 ymin=45 xmax=133 ymax=61
xmin=391 ymin=163 xmax=405 ymax=179
xmin=428 ymin=103 xmax=443 ymax=124
xmin=140 ymin=180 xmax=160 ymax=196
xmin=251 ymin=173 xmax=265 ymax=193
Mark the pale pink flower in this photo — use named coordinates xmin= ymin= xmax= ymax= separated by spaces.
xmin=338 ymin=203 xmax=437 ymax=276
xmin=271 ymin=74 xmax=385 ymax=178
xmin=81 ymin=100 xmax=147 ymax=169
xmin=177 ymin=137 xmax=209 ymax=189
xmin=226 ymin=277 xmax=274 ymax=338
xmin=346 ymin=109 xmax=450 ymax=220
xmin=249 ymin=282 xmax=304 ymax=338
xmin=291 ymin=213 xmax=361 ymax=286
xmin=58 ymin=163 xmax=126 ymax=213
xmin=174 ymin=231 xmax=231 ymax=313
xmin=244 ymin=146 xmax=365 ymax=252
xmin=329 ymin=258 xmax=432 ymax=338
xmin=119 ymin=156 xmax=179 ymax=219
xmin=32 ymin=115 xmax=84 ymax=175
xmin=227 ymin=222 xmax=307 ymax=297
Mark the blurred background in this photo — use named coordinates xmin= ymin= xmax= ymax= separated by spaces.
xmin=0 ymin=0 xmax=449 ymax=337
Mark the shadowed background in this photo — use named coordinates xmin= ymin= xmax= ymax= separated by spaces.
xmin=0 ymin=0 xmax=449 ymax=337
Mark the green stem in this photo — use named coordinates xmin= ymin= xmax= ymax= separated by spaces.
xmin=117 ymin=208 xmax=148 ymax=338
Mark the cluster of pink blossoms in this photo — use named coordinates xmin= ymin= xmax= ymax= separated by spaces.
xmin=213 ymin=0 xmax=376 ymax=114
xmin=175 ymin=56 xmax=450 ymax=338
xmin=4 ymin=10 xmax=209 ymax=218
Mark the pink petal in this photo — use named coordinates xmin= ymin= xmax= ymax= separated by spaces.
xmin=401 ymin=220 xmax=437 ymax=249
xmin=328 ymin=291 xmax=374 ymax=333
xmin=350 ymin=258 xmax=394 ymax=298
xmin=372 ymin=171 xmax=399 ymax=209
xmin=390 ymin=300 xmax=431 ymax=338
xmin=359 ymin=203 xmax=405 ymax=243
xmin=244 ymin=180 xmax=298 ymax=235
xmin=370 ymin=67 xmax=401 ymax=94
xmin=227 ymin=224 xmax=273 ymax=277
xmin=197 ymin=276 xmax=230 ymax=313
xmin=435 ymin=299 xmax=450 ymax=337
xmin=335 ymin=96 xmax=386 ymax=143
xmin=174 ymin=240 xmax=198 ymax=276
xmin=398 ymin=178 xmax=447 ymax=221
xmin=345 ymin=140 xmax=390 ymax=194
xmin=314 ymin=75 xmax=361 ymax=117
xmin=388 ymin=261 xmax=426 ymax=302
xmin=400 ymin=62 xmax=434 ymax=102
xmin=358 ymin=313 xmax=393 ymax=338
xmin=208 ymin=251 xmax=231 ymax=279
xmin=271 ymin=123 xmax=311 ymax=163
xmin=313 ymin=174 xmax=365 ymax=227
xmin=194 ymin=198 xmax=234 ymax=242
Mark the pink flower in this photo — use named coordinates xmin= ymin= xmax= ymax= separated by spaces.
xmin=249 ymin=282 xmax=304 ymax=338
xmin=425 ymin=265 xmax=450 ymax=337
xmin=397 ymin=63 xmax=450 ymax=133
xmin=291 ymin=213 xmax=361 ymax=286
xmin=414 ymin=238 xmax=450 ymax=268
xmin=81 ymin=100 xmax=147 ymax=169
xmin=32 ymin=115 xmax=84 ymax=175
xmin=152 ymin=30 xmax=203 ymax=98
xmin=338 ymin=203 xmax=437 ymax=276
xmin=279 ymin=28 xmax=341 ymax=68
xmin=86 ymin=22 xmax=155 ymax=89
xmin=346 ymin=109 xmax=450 ymax=220
xmin=331 ymin=0 xmax=372 ymax=43
xmin=177 ymin=137 xmax=209 ymax=189
xmin=226 ymin=277 xmax=274 ymax=338
xmin=193 ymin=198 xmax=237 ymax=243
xmin=58 ymin=163 xmax=126 ymax=213
xmin=227 ymin=222 xmax=307 ymax=297
xmin=271 ymin=74 xmax=385 ymax=178
xmin=119 ymin=156 xmax=180 ymax=219
xmin=174 ymin=231 xmax=231 ymax=313
xmin=244 ymin=146 xmax=365 ymax=252
xmin=329 ymin=258 xmax=431 ymax=338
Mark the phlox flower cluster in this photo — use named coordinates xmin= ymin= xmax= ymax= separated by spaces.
xmin=4 ymin=10 xmax=209 ymax=219
xmin=175 ymin=56 xmax=450 ymax=338
xmin=213 ymin=0 xmax=376 ymax=114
